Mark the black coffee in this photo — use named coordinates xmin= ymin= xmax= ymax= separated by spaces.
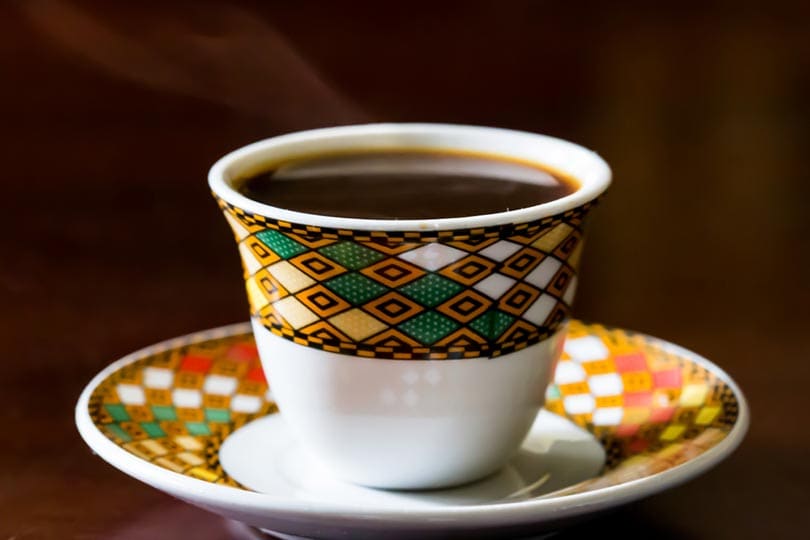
xmin=236 ymin=150 xmax=578 ymax=219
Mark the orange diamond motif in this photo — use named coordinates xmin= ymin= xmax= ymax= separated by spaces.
xmin=497 ymin=319 xmax=538 ymax=344
xmin=258 ymin=304 xmax=291 ymax=329
xmin=544 ymin=302 xmax=569 ymax=327
xmin=364 ymin=292 xmax=424 ymax=325
xmin=500 ymin=247 xmax=545 ymax=279
xmin=366 ymin=241 xmax=422 ymax=255
xmin=553 ymin=230 xmax=581 ymax=260
xmin=289 ymin=251 xmax=347 ymax=281
xmin=436 ymin=290 xmax=492 ymax=323
xmin=498 ymin=282 xmax=542 ymax=316
xmin=360 ymin=258 xmax=425 ymax=288
xmin=439 ymin=255 xmax=496 ymax=286
xmin=434 ymin=327 xmax=488 ymax=348
xmin=245 ymin=238 xmax=281 ymax=266
xmin=299 ymin=320 xmax=352 ymax=344
xmin=297 ymin=284 xmax=351 ymax=318
xmin=547 ymin=266 xmax=574 ymax=298
xmin=253 ymin=269 xmax=288 ymax=303
xmin=365 ymin=328 xmax=422 ymax=348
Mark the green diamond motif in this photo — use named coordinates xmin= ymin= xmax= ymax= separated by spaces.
xmin=105 ymin=404 xmax=130 ymax=422
xmin=205 ymin=408 xmax=230 ymax=423
xmin=151 ymin=405 xmax=177 ymax=421
xmin=318 ymin=241 xmax=385 ymax=270
xmin=186 ymin=422 xmax=211 ymax=436
xmin=140 ymin=422 xmax=166 ymax=438
xmin=255 ymin=229 xmax=307 ymax=259
xmin=324 ymin=273 xmax=387 ymax=304
xmin=469 ymin=310 xmax=515 ymax=340
xmin=546 ymin=384 xmax=561 ymax=400
xmin=398 ymin=311 xmax=459 ymax=344
xmin=105 ymin=424 xmax=132 ymax=442
xmin=400 ymin=274 xmax=464 ymax=307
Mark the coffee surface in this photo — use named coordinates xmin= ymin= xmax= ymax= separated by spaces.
xmin=237 ymin=150 xmax=578 ymax=219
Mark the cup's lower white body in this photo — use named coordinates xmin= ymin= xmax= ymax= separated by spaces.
xmin=251 ymin=319 xmax=565 ymax=490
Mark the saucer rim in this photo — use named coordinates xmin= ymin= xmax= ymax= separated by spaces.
xmin=75 ymin=321 xmax=749 ymax=527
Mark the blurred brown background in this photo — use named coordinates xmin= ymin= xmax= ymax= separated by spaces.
xmin=2 ymin=0 xmax=809 ymax=538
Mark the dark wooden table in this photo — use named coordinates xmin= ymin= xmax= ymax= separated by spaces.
xmin=3 ymin=2 xmax=809 ymax=538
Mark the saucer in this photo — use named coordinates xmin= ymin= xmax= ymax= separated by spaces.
xmin=76 ymin=321 xmax=748 ymax=539
xmin=220 ymin=412 xmax=606 ymax=507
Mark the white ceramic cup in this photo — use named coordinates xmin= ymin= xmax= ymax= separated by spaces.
xmin=209 ymin=124 xmax=610 ymax=489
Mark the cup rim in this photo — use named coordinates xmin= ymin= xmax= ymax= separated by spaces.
xmin=208 ymin=123 xmax=611 ymax=232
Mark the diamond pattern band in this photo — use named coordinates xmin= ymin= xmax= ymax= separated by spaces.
xmin=217 ymin=196 xmax=597 ymax=359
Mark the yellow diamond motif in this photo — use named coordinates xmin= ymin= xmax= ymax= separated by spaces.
xmin=695 ymin=405 xmax=721 ymax=425
xmin=622 ymin=407 xmax=650 ymax=425
xmin=532 ymin=223 xmax=573 ymax=252
xmin=272 ymin=296 xmax=319 ymax=329
xmin=658 ymin=442 xmax=685 ymax=457
xmin=660 ymin=424 xmax=686 ymax=441
xmin=268 ymin=261 xmax=315 ymax=293
xmin=173 ymin=436 xmax=203 ymax=451
xmin=155 ymin=456 xmax=186 ymax=473
xmin=679 ymin=384 xmax=709 ymax=407
xmin=246 ymin=276 xmax=270 ymax=311
xmin=177 ymin=452 xmax=205 ymax=466
xmin=568 ymin=240 xmax=585 ymax=269
xmin=329 ymin=309 xmax=387 ymax=341
xmin=238 ymin=242 xmax=263 ymax=275
xmin=188 ymin=467 xmax=219 ymax=482
xmin=140 ymin=440 xmax=168 ymax=456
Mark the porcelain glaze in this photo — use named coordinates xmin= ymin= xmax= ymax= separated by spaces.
xmin=209 ymin=124 xmax=611 ymax=487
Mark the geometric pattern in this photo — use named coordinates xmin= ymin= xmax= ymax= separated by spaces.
xmin=87 ymin=328 xmax=274 ymax=486
xmin=217 ymin=196 xmax=597 ymax=359
xmin=543 ymin=322 xmax=739 ymax=481
xmin=87 ymin=321 xmax=740 ymax=493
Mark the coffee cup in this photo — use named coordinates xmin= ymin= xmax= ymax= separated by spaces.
xmin=209 ymin=123 xmax=610 ymax=489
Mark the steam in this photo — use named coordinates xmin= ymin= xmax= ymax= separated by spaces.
xmin=21 ymin=0 xmax=367 ymax=127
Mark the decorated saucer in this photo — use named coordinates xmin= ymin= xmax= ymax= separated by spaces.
xmin=75 ymin=321 xmax=748 ymax=539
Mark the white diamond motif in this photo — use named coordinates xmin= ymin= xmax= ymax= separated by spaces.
xmin=564 ymin=335 xmax=610 ymax=362
xmin=525 ymin=257 xmax=562 ymax=288
xmin=116 ymin=384 xmax=145 ymax=405
xmin=398 ymin=244 xmax=467 ymax=271
xmin=231 ymin=394 xmax=262 ymax=413
xmin=268 ymin=261 xmax=315 ymax=293
xmin=272 ymin=296 xmax=319 ymax=329
xmin=593 ymin=407 xmax=623 ymax=426
xmin=239 ymin=242 xmax=262 ymax=275
xmin=479 ymin=240 xmax=522 ymax=261
xmin=203 ymin=375 xmax=238 ymax=395
xmin=588 ymin=373 xmax=623 ymax=396
xmin=563 ymin=394 xmax=596 ymax=414
xmin=172 ymin=388 xmax=202 ymax=408
xmin=554 ymin=361 xmax=586 ymax=384
xmin=474 ymin=273 xmax=516 ymax=299
xmin=143 ymin=367 xmax=173 ymax=389
xmin=522 ymin=294 xmax=557 ymax=325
